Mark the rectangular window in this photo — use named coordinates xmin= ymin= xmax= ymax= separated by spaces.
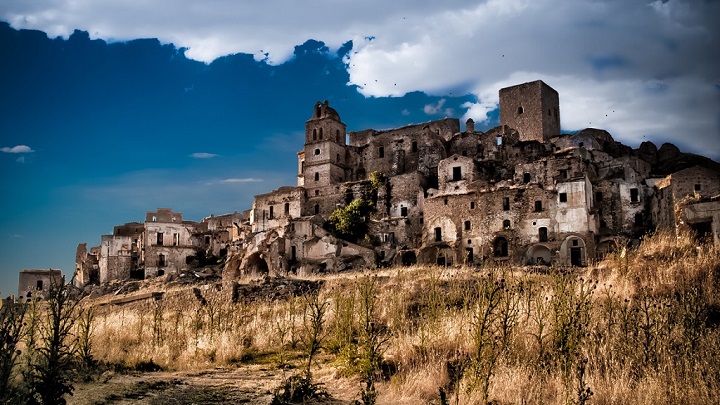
xmin=595 ymin=191 xmax=603 ymax=202
xmin=269 ymin=206 xmax=274 ymax=219
xmin=452 ymin=166 xmax=462 ymax=181
xmin=284 ymin=203 xmax=290 ymax=215
xmin=37 ymin=280 xmax=43 ymax=290
xmin=205 ymin=235 xmax=211 ymax=245
xmin=503 ymin=197 xmax=510 ymax=211
xmin=523 ymin=173 xmax=531 ymax=183
xmin=464 ymin=221 xmax=471 ymax=231
xmin=379 ymin=146 xmax=385 ymax=158
xmin=534 ymin=200 xmax=543 ymax=212
xmin=158 ymin=254 xmax=166 ymax=267
xmin=634 ymin=213 xmax=643 ymax=226
xmin=156 ymin=232 xmax=164 ymax=245
xmin=434 ymin=227 xmax=442 ymax=242
xmin=560 ymin=169 xmax=568 ymax=179
xmin=695 ymin=183 xmax=701 ymax=191
xmin=630 ymin=188 xmax=639 ymax=203
xmin=470 ymin=201 xmax=475 ymax=209
xmin=291 ymin=246 xmax=296 ymax=261
xmin=412 ymin=141 xmax=418 ymax=152
xmin=400 ymin=206 xmax=408 ymax=217
xmin=559 ymin=193 xmax=567 ymax=203
xmin=173 ymin=233 xmax=179 ymax=246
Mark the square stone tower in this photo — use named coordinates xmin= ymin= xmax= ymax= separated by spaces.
xmin=499 ymin=80 xmax=560 ymax=143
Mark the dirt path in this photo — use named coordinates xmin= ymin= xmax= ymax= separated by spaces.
xmin=69 ymin=365 xmax=357 ymax=405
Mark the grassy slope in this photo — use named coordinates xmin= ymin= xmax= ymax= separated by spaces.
xmin=88 ymin=230 xmax=720 ymax=404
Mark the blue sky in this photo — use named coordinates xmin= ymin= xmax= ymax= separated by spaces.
xmin=1 ymin=0 xmax=719 ymax=295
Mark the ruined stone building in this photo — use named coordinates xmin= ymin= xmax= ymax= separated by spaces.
xmin=74 ymin=80 xmax=720 ymax=287
xmin=18 ymin=269 xmax=63 ymax=302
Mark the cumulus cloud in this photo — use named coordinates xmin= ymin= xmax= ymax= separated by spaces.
xmin=423 ymin=99 xmax=446 ymax=115
xmin=2 ymin=0 xmax=719 ymax=158
xmin=2 ymin=145 xmax=34 ymax=153
xmin=190 ymin=152 xmax=218 ymax=159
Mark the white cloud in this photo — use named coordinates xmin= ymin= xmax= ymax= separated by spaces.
xmin=2 ymin=0 xmax=719 ymax=158
xmin=190 ymin=152 xmax=218 ymax=159
xmin=2 ymin=145 xmax=34 ymax=153
xmin=423 ymin=99 xmax=446 ymax=115
xmin=219 ymin=178 xmax=263 ymax=184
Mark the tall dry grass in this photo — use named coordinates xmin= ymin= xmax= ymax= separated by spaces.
xmin=85 ymin=230 xmax=720 ymax=404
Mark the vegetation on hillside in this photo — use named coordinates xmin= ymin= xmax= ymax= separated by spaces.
xmin=1 ymin=230 xmax=718 ymax=404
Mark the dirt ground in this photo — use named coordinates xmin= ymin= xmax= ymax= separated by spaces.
xmin=69 ymin=363 xmax=360 ymax=405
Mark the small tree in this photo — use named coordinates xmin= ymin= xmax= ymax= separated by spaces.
xmin=26 ymin=280 xmax=80 ymax=405
xmin=328 ymin=198 xmax=375 ymax=242
xmin=0 ymin=301 xmax=26 ymax=403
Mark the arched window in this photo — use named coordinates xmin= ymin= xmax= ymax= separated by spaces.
xmin=517 ymin=106 xmax=524 ymax=115
xmin=313 ymin=129 xmax=317 ymax=140
xmin=319 ymin=128 xmax=323 ymax=139
xmin=336 ymin=130 xmax=340 ymax=142
xmin=503 ymin=219 xmax=511 ymax=229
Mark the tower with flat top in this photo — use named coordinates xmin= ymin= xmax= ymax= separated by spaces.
xmin=499 ymin=80 xmax=560 ymax=143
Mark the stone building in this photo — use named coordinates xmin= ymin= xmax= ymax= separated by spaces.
xmin=18 ymin=269 xmax=63 ymax=302
xmin=74 ymin=79 xmax=720 ymax=287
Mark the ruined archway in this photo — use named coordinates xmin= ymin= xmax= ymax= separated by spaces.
xmin=401 ymin=251 xmax=417 ymax=266
xmin=245 ymin=253 xmax=269 ymax=276
xmin=526 ymin=244 xmax=552 ymax=265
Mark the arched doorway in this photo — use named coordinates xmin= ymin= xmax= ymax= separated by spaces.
xmin=526 ymin=245 xmax=552 ymax=265
xmin=560 ymin=236 xmax=587 ymax=266
xmin=401 ymin=251 xmax=417 ymax=266
xmin=493 ymin=237 xmax=508 ymax=257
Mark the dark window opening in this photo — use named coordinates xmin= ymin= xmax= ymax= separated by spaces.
xmin=157 ymin=232 xmax=164 ymax=245
xmin=269 ymin=206 xmax=274 ymax=219
xmin=37 ymin=280 xmax=43 ymax=290
xmin=465 ymin=248 xmax=474 ymax=264
xmin=452 ymin=166 xmax=462 ymax=181
xmin=517 ymin=106 xmax=524 ymax=115
xmin=158 ymin=254 xmax=166 ymax=267
xmin=503 ymin=197 xmax=510 ymax=211
xmin=316 ymin=105 xmax=321 ymax=118
xmin=173 ymin=233 xmax=179 ymax=246
xmin=579 ymin=142 xmax=584 ymax=147
xmin=205 ymin=235 xmax=211 ymax=245
xmin=503 ymin=219 xmax=511 ymax=229
xmin=470 ymin=201 xmax=475 ymax=209
xmin=523 ymin=173 xmax=531 ymax=183
xmin=314 ymin=204 xmax=320 ymax=215
xmin=300 ymin=161 xmax=304 ymax=174
xmin=314 ymin=172 xmax=320 ymax=182
xmin=630 ymin=188 xmax=639 ymax=203
xmin=695 ymin=183 xmax=701 ymax=191
xmin=560 ymin=169 xmax=567 ymax=179
xmin=595 ymin=191 xmax=603 ymax=202
xmin=559 ymin=193 xmax=567 ymax=203
xmin=157 ymin=269 xmax=164 ymax=276
xmin=548 ymin=109 xmax=552 ymax=116
xmin=494 ymin=237 xmax=508 ymax=257
xmin=539 ymin=227 xmax=548 ymax=242
xmin=600 ymin=219 xmax=607 ymax=228
xmin=291 ymin=246 xmax=297 ymax=261
xmin=337 ymin=153 xmax=340 ymax=162
xmin=534 ymin=200 xmax=543 ymax=212
xmin=336 ymin=130 xmax=340 ymax=142
xmin=434 ymin=227 xmax=442 ymax=242
xmin=444 ymin=198 xmax=448 ymax=205
xmin=572 ymin=239 xmax=579 ymax=247
xmin=634 ymin=213 xmax=643 ymax=226
xmin=464 ymin=221 xmax=471 ymax=231
xmin=284 ymin=203 xmax=290 ymax=215
xmin=319 ymin=128 xmax=323 ymax=139
xmin=461 ymin=150 xmax=467 ymax=156
xmin=379 ymin=146 xmax=385 ymax=158
xmin=314 ymin=148 xmax=320 ymax=155
xmin=315 ymin=190 xmax=320 ymax=196
xmin=401 ymin=206 xmax=408 ymax=217
xmin=412 ymin=141 xmax=418 ymax=152
xmin=313 ymin=129 xmax=317 ymax=140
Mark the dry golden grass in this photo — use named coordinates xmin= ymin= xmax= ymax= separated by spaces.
xmin=83 ymin=230 xmax=720 ymax=404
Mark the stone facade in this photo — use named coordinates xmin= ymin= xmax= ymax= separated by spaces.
xmin=73 ymin=80 xmax=720 ymax=287
xmin=18 ymin=269 xmax=63 ymax=302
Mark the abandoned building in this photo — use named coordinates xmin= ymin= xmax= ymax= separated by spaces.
xmin=18 ymin=269 xmax=63 ymax=302
xmin=74 ymin=80 xmax=720 ymax=287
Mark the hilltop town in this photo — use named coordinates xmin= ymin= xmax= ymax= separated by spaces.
xmin=61 ymin=80 xmax=720 ymax=294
